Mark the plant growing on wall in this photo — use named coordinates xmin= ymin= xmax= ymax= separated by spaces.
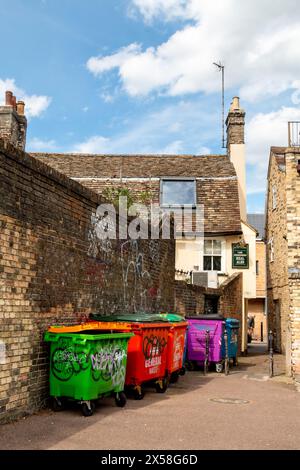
xmin=103 ymin=186 xmax=153 ymax=208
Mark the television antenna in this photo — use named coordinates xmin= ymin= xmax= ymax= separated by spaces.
xmin=213 ymin=62 xmax=226 ymax=149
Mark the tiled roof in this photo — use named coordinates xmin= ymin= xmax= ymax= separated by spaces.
xmin=32 ymin=153 xmax=242 ymax=235
xmin=31 ymin=153 xmax=237 ymax=178
xmin=248 ymin=213 xmax=265 ymax=240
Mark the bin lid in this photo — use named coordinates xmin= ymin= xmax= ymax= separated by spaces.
xmin=225 ymin=318 xmax=240 ymax=327
xmin=158 ymin=313 xmax=185 ymax=323
xmin=48 ymin=321 xmax=132 ymax=334
xmin=186 ymin=314 xmax=225 ymax=321
xmin=90 ymin=313 xmax=170 ymax=323
xmin=44 ymin=331 xmax=133 ymax=343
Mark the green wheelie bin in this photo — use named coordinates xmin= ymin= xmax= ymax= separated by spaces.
xmin=44 ymin=330 xmax=133 ymax=416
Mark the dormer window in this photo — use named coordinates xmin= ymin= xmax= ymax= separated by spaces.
xmin=160 ymin=178 xmax=196 ymax=208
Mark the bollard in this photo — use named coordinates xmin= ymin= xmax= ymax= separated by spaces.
xmin=268 ymin=330 xmax=274 ymax=378
xmin=204 ymin=329 xmax=210 ymax=376
xmin=224 ymin=329 xmax=229 ymax=376
xmin=261 ymin=322 xmax=263 ymax=343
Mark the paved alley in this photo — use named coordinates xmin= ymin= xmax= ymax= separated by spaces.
xmin=0 ymin=344 xmax=299 ymax=451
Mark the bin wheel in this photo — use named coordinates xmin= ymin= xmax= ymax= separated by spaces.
xmin=186 ymin=361 xmax=195 ymax=371
xmin=170 ymin=372 xmax=179 ymax=384
xmin=155 ymin=378 xmax=168 ymax=394
xmin=133 ymin=387 xmax=144 ymax=400
xmin=115 ymin=392 xmax=127 ymax=408
xmin=179 ymin=367 xmax=186 ymax=376
xmin=232 ymin=357 xmax=238 ymax=367
xmin=215 ymin=363 xmax=223 ymax=373
xmin=81 ymin=401 xmax=95 ymax=417
xmin=52 ymin=397 xmax=65 ymax=412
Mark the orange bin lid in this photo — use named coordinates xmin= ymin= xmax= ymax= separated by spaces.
xmin=48 ymin=321 xmax=132 ymax=334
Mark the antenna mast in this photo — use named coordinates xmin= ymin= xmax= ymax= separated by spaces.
xmin=213 ymin=62 xmax=226 ymax=149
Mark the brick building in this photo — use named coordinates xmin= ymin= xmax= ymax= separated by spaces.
xmin=33 ymin=97 xmax=256 ymax=353
xmin=266 ymin=132 xmax=300 ymax=384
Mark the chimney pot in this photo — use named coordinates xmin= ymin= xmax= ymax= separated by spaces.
xmin=17 ymin=101 xmax=25 ymax=116
xmin=11 ymin=95 xmax=17 ymax=110
xmin=230 ymin=96 xmax=240 ymax=112
xmin=5 ymin=91 xmax=13 ymax=106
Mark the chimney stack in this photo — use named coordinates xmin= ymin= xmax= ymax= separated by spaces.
xmin=0 ymin=91 xmax=27 ymax=151
xmin=226 ymin=97 xmax=247 ymax=221
xmin=226 ymin=96 xmax=245 ymax=148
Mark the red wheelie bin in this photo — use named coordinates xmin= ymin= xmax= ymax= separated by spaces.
xmin=90 ymin=313 xmax=172 ymax=399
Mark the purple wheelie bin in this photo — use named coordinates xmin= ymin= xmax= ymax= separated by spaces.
xmin=186 ymin=315 xmax=225 ymax=373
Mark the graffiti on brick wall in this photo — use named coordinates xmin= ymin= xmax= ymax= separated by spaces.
xmin=87 ymin=211 xmax=115 ymax=263
xmin=87 ymin=209 xmax=163 ymax=312
xmin=121 ymin=239 xmax=154 ymax=312
xmin=0 ymin=341 xmax=6 ymax=365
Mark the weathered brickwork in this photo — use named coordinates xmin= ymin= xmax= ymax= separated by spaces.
xmin=0 ymin=139 xmax=175 ymax=422
xmin=266 ymin=147 xmax=300 ymax=382
xmin=286 ymin=150 xmax=300 ymax=382
xmin=0 ymin=106 xmax=27 ymax=151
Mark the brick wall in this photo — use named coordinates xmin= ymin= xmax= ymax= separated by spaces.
xmin=266 ymin=148 xmax=300 ymax=383
xmin=256 ymin=241 xmax=266 ymax=297
xmin=285 ymin=150 xmax=300 ymax=382
xmin=266 ymin=153 xmax=290 ymax=353
xmin=0 ymin=139 xmax=175 ymax=422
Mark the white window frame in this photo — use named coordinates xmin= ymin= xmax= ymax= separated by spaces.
xmin=201 ymin=238 xmax=226 ymax=274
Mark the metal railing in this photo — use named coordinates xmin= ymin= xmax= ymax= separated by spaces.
xmin=288 ymin=121 xmax=300 ymax=147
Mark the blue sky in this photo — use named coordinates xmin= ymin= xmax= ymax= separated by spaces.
xmin=1 ymin=0 xmax=300 ymax=214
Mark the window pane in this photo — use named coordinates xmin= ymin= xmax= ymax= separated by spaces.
xmin=213 ymin=240 xmax=222 ymax=255
xmin=204 ymin=256 xmax=212 ymax=271
xmin=213 ymin=256 xmax=221 ymax=271
xmin=204 ymin=240 xmax=212 ymax=254
xmin=161 ymin=180 xmax=196 ymax=206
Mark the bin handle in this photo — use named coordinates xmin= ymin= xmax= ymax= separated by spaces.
xmin=44 ymin=333 xmax=59 ymax=343
xmin=74 ymin=337 xmax=87 ymax=345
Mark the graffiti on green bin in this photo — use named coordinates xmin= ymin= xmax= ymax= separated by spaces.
xmin=51 ymin=340 xmax=127 ymax=388
xmin=52 ymin=347 xmax=89 ymax=382
xmin=91 ymin=347 xmax=127 ymax=387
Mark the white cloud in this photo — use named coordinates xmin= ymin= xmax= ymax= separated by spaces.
xmin=246 ymin=106 xmax=300 ymax=194
xmin=87 ymin=44 xmax=141 ymax=76
xmin=87 ymin=0 xmax=300 ymax=103
xmin=73 ymin=136 xmax=110 ymax=154
xmin=0 ymin=78 xmax=51 ymax=118
xmin=158 ymin=140 xmax=183 ymax=154
xmin=27 ymin=137 xmax=57 ymax=152
xmin=100 ymin=92 xmax=115 ymax=103
xmin=128 ymin=0 xmax=194 ymax=23
xmin=72 ymin=99 xmax=215 ymax=155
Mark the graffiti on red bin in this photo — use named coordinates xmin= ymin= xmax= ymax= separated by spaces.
xmin=143 ymin=335 xmax=167 ymax=369
xmin=172 ymin=334 xmax=185 ymax=369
